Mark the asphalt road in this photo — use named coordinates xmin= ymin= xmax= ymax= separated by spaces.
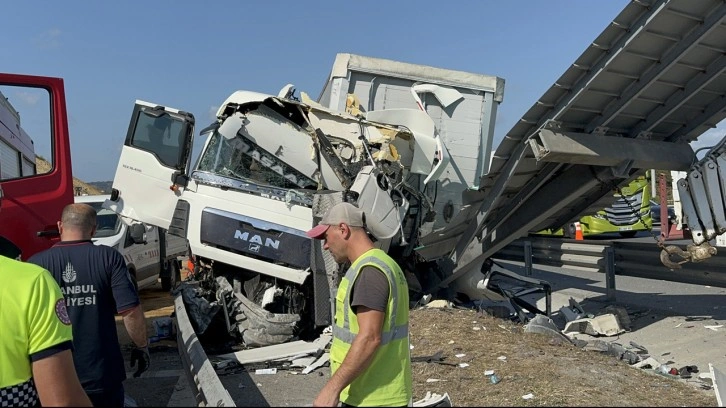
xmin=498 ymin=259 xmax=726 ymax=389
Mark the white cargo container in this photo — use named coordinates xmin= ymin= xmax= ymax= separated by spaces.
xmin=316 ymin=53 xmax=504 ymax=262
xmin=318 ymin=53 xmax=504 ymax=235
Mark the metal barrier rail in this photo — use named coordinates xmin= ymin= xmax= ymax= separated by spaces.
xmin=174 ymin=294 xmax=235 ymax=407
xmin=494 ymin=236 xmax=726 ymax=288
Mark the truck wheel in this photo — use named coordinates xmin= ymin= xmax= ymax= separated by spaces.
xmin=564 ymin=223 xmax=576 ymax=239
xmin=161 ymin=262 xmax=180 ymax=293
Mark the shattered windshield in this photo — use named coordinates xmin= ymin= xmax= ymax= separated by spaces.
xmin=195 ymin=130 xmax=316 ymax=190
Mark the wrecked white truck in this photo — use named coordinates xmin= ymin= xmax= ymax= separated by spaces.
xmin=105 ymin=54 xmax=505 ymax=352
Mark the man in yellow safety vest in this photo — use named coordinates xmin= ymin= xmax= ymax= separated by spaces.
xmin=307 ymin=202 xmax=412 ymax=407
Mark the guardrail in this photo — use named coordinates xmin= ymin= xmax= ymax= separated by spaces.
xmin=493 ymin=236 xmax=726 ymax=289
xmin=174 ymin=294 xmax=235 ymax=407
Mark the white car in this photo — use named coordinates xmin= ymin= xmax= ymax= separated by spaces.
xmin=75 ymin=194 xmax=189 ymax=291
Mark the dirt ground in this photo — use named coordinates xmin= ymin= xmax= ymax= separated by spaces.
xmin=409 ymin=306 xmax=717 ymax=407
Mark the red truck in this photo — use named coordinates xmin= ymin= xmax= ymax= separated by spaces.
xmin=0 ymin=73 xmax=73 ymax=259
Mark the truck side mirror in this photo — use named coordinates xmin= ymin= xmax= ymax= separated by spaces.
xmin=171 ymin=171 xmax=189 ymax=187
xmin=129 ymin=223 xmax=147 ymax=245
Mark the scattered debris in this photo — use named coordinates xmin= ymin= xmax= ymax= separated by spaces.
xmin=497 ymin=356 xmax=507 ymax=361
xmin=479 ymin=261 xmax=552 ymax=323
xmin=484 ymin=370 xmax=495 ymax=376
xmin=489 ymin=374 xmax=501 ymax=384
xmin=301 ymin=352 xmax=330 ymax=375
xmin=426 ymin=378 xmax=445 ymax=383
xmin=290 ymin=356 xmax=316 ymax=368
xmin=563 ymin=313 xmax=625 ymax=337
xmin=705 ymin=325 xmax=723 ymax=332
xmin=581 ymin=340 xmax=641 ymax=365
xmin=633 ymin=357 xmax=663 ymax=370
xmin=215 ymin=334 xmax=331 ymax=365
xmin=600 ymin=305 xmax=632 ymax=331
xmin=412 ymin=392 xmax=452 ymax=407
xmin=150 ymin=317 xmax=174 ymax=343
xmin=658 ymin=365 xmax=678 ymax=376
xmin=425 ymin=299 xmax=454 ymax=308
xmin=629 ymin=341 xmax=648 ymax=354
xmin=559 ymin=297 xmax=588 ymax=322
xmin=411 ymin=350 xmax=457 ymax=366
xmin=255 ymin=368 xmax=277 ymax=375
xmin=455 ymin=353 xmax=466 ymax=358
xmin=458 ymin=363 xmax=470 ymax=368
xmin=524 ymin=314 xmax=572 ymax=345
xmin=678 ymin=365 xmax=699 ymax=379
xmin=522 ymin=393 xmax=534 ymax=400
xmin=212 ymin=359 xmax=244 ymax=376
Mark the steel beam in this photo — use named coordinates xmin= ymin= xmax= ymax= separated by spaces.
xmin=438 ymin=166 xmax=616 ymax=289
xmin=529 ymin=129 xmax=695 ymax=170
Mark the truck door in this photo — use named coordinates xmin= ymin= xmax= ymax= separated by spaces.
xmin=131 ymin=224 xmax=160 ymax=288
xmin=0 ymin=75 xmax=74 ymax=259
xmin=105 ymin=101 xmax=194 ymax=230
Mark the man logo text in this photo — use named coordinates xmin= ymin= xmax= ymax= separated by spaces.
xmin=234 ymin=230 xmax=280 ymax=249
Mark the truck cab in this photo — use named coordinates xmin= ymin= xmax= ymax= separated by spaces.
xmin=105 ymin=56 xmax=504 ymax=345
xmin=77 ymin=194 xmax=189 ymax=291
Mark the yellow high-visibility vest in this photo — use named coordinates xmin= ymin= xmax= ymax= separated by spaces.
xmin=330 ymin=248 xmax=412 ymax=406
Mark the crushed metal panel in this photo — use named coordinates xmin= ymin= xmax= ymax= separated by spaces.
xmin=301 ymin=352 xmax=330 ymax=375
xmin=215 ymin=334 xmax=332 ymax=365
xmin=563 ymin=313 xmax=625 ymax=337
xmin=524 ymin=314 xmax=572 ymax=345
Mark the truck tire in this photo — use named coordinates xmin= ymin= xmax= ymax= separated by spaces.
xmin=564 ymin=223 xmax=576 ymax=239
xmin=161 ymin=261 xmax=180 ymax=293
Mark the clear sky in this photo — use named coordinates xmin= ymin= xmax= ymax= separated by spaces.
xmin=3 ymin=1 xmax=721 ymax=182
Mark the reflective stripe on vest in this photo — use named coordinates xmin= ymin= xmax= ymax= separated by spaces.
xmin=335 ymin=256 xmax=408 ymax=345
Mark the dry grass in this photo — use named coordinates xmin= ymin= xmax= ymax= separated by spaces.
xmin=410 ymin=307 xmax=716 ymax=407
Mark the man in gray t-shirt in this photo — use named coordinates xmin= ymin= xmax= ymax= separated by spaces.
xmin=350 ymin=266 xmax=389 ymax=314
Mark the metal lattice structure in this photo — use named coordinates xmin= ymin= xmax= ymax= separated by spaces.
xmin=437 ymin=0 xmax=726 ymax=287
